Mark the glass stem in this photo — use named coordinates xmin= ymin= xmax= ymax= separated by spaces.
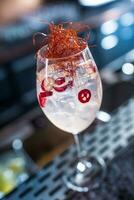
xmin=74 ymin=134 xmax=83 ymax=159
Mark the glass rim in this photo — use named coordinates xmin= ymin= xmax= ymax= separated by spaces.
xmin=37 ymin=44 xmax=89 ymax=62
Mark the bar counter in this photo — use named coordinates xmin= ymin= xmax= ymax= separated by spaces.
xmin=3 ymin=96 xmax=134 ymax=200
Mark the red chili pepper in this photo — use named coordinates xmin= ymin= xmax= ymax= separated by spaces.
xmin=38 ymin=92 xmax=46 ymax=107
xmin=54 ymin=77 xmax=67 ymax=92
xmin=78 ymin=89 xmax=91 ymax=103
xmin=38 ymin=91 xmax=53 ymax=107
xmin=41 ymin=79 xmax=46 ymax=91
xmin=55 ymin=77 xmax=65 ymax=85
xmin=53 ymin=85 xmax=68 ymax=92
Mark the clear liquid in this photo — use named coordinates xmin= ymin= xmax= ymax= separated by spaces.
xmin=37 ymin=59 xmax=102 ymax=134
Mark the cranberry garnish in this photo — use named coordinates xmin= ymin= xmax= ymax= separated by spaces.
xmin=78 ymin=89 xmax=91 ymax=103
xmin=38 ymin=91 xmax=53 ymax=107
xmin=55 ymin=77 xmax=65 ymax=85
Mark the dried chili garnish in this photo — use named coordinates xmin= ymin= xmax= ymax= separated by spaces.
xmin=44 ymin=23 xmax=87 ymax=59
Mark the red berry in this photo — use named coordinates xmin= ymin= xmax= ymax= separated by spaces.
xmin=55 ymin=77 xmax=65 ymax=85
xmin=78 ymin=89 xmax=91 ymax=103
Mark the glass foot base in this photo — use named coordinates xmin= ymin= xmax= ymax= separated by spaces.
xmin=63 ymin=156 xmax=106 ymax=192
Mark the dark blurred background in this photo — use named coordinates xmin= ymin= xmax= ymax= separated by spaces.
xmin=0 ymin=0 xmax=134 ymax=198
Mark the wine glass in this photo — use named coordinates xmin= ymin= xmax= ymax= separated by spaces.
xmin=36 ymin=44 xmax=105 ymax=192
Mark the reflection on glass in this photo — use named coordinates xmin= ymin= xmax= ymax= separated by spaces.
xmin=97 ymin=111 xmax=111 ymax=122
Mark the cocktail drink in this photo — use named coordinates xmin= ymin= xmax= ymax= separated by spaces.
xmin=37 ymin=51 xmax=102 ymax=134
xmin=36 ymin=23 xmax=105 ymax=192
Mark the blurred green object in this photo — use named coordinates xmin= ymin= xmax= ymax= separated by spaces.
xmin=9 ymin=157 xmax=25 ymax=174
xmin=0 ymin=168 xmax=15 ymax=194
xmin=0 ymin=153 xmax=28 ymax=198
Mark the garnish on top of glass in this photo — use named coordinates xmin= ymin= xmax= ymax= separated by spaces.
xmin=35 ymin=22 xmax=105 ymax=192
